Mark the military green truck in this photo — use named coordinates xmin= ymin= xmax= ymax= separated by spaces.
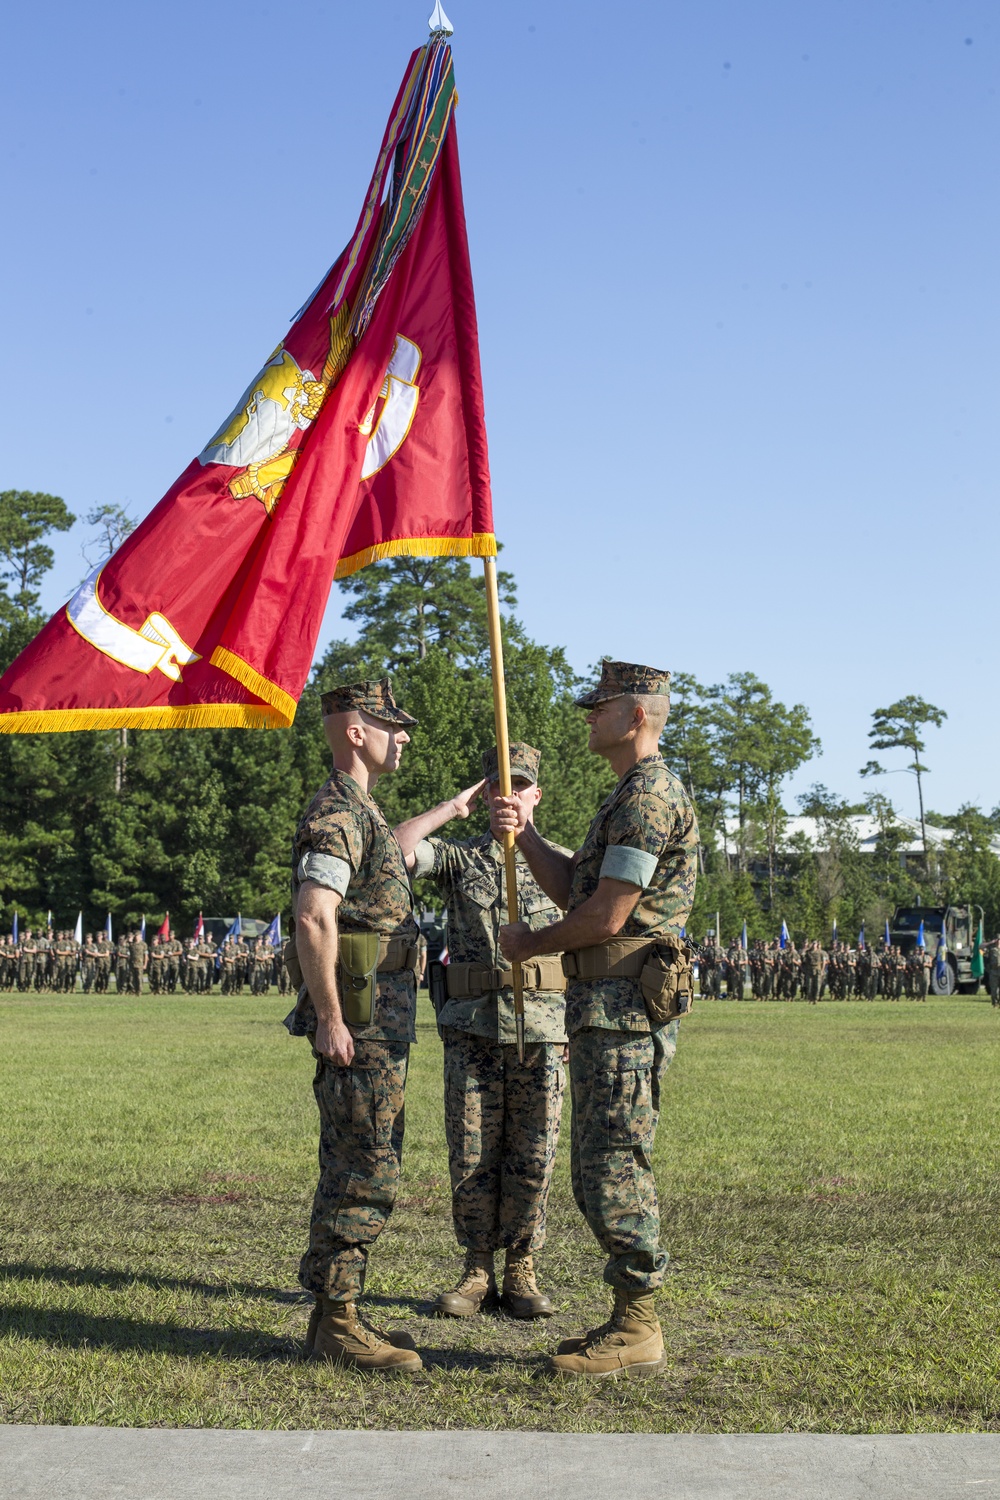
xmin=890 ymin=904 xmax=984 ymax=994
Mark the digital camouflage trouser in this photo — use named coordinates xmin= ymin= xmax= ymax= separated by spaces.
xmin=442 ymin=1028 xmax=564 ymax=1256
xmin=299 ymin=1038 xmax=409 ymax=1301
xmin=569 ymin=1023 xmax=677 ymax=1293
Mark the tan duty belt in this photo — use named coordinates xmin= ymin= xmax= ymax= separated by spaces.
xmin=561 ymin=936 xmax=658 ymax=980
xmin=376 ymin=935 xmax=421 ymax=974
xmin=445 ymin=956 xmax=567 ymax=999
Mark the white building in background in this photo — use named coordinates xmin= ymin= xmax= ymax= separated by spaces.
xmin=720 ymin=814 xmax=1000 ymax=862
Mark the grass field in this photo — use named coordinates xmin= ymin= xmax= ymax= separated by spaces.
xmin=0 ymin=991 xmax=998 ymax=1433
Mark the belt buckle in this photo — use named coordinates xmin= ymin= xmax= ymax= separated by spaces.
xmin=488 ymin=967 xmax=506 ymax=990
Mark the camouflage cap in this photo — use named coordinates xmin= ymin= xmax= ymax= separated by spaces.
xmin=574 ymin=659 xmax=672 ymax=707
xmin=320 ymin=677 xmax=418 ymax=727
xmin=481 ymin=741 xmax=541 ymax=785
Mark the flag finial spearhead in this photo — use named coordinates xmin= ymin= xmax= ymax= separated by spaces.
xmin=428 ymin=1 xmax=454 ymax=35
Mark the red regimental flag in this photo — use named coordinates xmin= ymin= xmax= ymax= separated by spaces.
xmin=0 ymin=39 xmax=494 ymax=733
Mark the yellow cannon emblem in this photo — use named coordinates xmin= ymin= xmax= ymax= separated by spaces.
xmin=198 ymin=307 xmax=420 ymax=516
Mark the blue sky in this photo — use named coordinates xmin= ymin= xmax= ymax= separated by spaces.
xmin=1 ymin=1 xmax=996 ymax=819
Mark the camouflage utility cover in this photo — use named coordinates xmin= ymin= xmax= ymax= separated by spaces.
xmin=574 ymin=660 xmax=671 ymax=707
xmin=481 ymin=742 xmax=540 ymax=785
xmin=320 ymin=677 xmax=417 ymax=726
xmin=292 ymin=769 xmax=419 ymax=1043
xmin=567 ymin=754 xmax=698 ymax=1034
xmin=414 ymin=828 xmax=569 ymax=1043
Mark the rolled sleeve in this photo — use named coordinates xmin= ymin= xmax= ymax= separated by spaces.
xmin=411 ymin=839 xmax=436 ymax=878
xmin=297 ymin=851 xmax=352 ymax=895
xmin=600 ymin=845 xmax=659 ymax=889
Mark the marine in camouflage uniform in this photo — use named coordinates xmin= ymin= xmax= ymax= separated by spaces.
xmin=725 ymin=944 xmax=745 ymax=1000
xmin=699 ymin=934 xmax=723 ymax=999
xmin=164 ymin=935 xmax=183 ymax=993
xmin=34 ymin=932 xmax=52 ymax=991
xmin=94 ymin=935 xmax=113 ymax=993
xmin=80 ymin=934 xmax=99 ymax=993
xmin=396 ymin=742 xmax=567 ymax=1321
xmin=498 ymin=661 xmax=698 ymax=1378
xmin=802 ymin=941 xmax=825 ymax=1004
xmin=249 ymin=938 xmax=269 ymax=994
xmin=148 ymin=936 xmax=165 ymax=994
xmin=114 ymin=934 xmax=130 ymax=992
xmin=1 ymin=934 xmax=15 ymax=991
xmin=18 ymin=931 xmax=37 ymax=992
xmin=286 ymin=678 xmax=423 ymax=1374
xmin=128 ymin=933 xmax=148 ymax=995
xmin=986 ymin=938 xmax=1000 ymax=1007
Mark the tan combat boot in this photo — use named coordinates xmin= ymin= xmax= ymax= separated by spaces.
xmin=311 ymin=1298 xmax=422 ymax=1373
xmin=433 ymin=1250 xmax=496 ymax=1317
xmin=501 ymin=1250 xmax=553 ymax=1320
xmin=549 ymin=1290 xmax=665 ymax=1378
xmin=304 ymin=1297 xmax=417 ymax=1357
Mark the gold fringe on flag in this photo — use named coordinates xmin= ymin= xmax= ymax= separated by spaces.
xmin=0 ymin=704 xmax=286 ymax=734
xmin=333 ymin=531 xmax=497 ymax=580
xmin=209 ymin=646 xmax=298 ymax=725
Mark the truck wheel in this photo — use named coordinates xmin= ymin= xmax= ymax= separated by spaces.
xmin=930 ymin=963 xmax=956 ymax=996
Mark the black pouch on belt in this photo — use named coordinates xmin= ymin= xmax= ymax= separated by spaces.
xmin=428 ymin=959 xmax=447 ymax=1017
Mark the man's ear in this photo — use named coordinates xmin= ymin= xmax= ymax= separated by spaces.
xmin=345 ymin=722 xmax=365 ymax=747
xmin=532 ymin=786 xmax=542 ymax=806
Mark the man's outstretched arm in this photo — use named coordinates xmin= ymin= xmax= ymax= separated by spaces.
xmin=393 ymin=781 xmax=486 ymax=871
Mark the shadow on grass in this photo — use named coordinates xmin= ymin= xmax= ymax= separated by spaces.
xmin=0 ymin=1300 xmax=548 ymax=1375
xmin=0 ymin=1302 xmax=298 ymax=1362
xmin=0 ymin=1261 xmax=308 ymax=1306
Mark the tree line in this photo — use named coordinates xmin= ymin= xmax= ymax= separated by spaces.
xmin=1 ymin=489 xmax=998 ymax=940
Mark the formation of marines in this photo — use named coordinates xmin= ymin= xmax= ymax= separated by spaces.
xmin=0 ymin=928 xmax=287 ymax=994
xmin=287 ymin=661 xmax=697 ymax=1380
xmin=695 ymin=936 xmax=937 ymax=1002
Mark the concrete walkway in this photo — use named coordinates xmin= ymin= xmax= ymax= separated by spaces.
xmin=1 ymin=1428 xmax=998 ymax=1499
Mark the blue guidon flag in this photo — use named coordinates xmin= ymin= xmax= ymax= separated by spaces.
xmin=780 ymin=919 xmax=789 ymax=950
xmin=935 ymin=921 xmax=948 ymax=984
xmin=264 ymin=914 xmax=282 ymax=948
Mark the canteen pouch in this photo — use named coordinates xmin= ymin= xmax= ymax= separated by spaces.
xmin=338 ymin=929 xmax=382 ymax=1028
xmin=428 ymin=959 xmax=447 ymax=1017
xmin=283 ymin=931 xmax=303 ymax=991
xmin=640 ymin=940 xmax=694 ymax=1025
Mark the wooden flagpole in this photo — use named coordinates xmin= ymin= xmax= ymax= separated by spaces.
xmin=483 ymin=556 xmax=525 ymax=1062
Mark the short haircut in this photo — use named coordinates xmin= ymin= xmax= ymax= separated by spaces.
xmin=623 ymin=692 xmax=671 ymax=734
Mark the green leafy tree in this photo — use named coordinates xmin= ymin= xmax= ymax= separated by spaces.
xmin=659 ymin=673 xmax=723 ymax=873
xmin=707 ymin=672 xmax=819 ymax=884
xmin=0 ymin=490 xmax=76 ymax=672
xmin=336 ymin=556 xmax=515 ymax=667
xmin=0 ymin=490 xmax=76 ymax=616
xmin=860 ymin=696 xmax=947 ymax=865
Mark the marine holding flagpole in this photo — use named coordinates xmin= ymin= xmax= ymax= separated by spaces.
xmin=496 ymin=662 xmax=699 ymax=1377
